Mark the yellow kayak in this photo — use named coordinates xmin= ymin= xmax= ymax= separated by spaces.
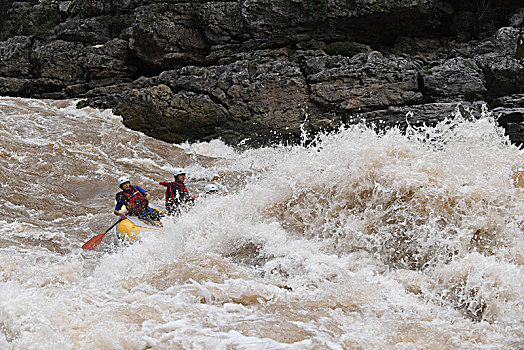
xmin=116 ymin=206 xmax=164 ymax=242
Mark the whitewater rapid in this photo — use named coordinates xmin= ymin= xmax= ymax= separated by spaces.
xmin=0 ymin=97 xmax=522 ymax=349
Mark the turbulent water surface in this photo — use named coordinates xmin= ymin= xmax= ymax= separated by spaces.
xmin=0 ymin=97 xmax=523 ymax=349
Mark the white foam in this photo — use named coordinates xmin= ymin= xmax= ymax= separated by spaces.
xmin=0 ymin=97 xmax=522 ymax=348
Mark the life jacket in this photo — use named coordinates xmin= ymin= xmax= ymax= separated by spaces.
xmin=116 ymin=185 xmax=148 ymax=214
xmin=164 ymin=180 xmax=189 ymax=208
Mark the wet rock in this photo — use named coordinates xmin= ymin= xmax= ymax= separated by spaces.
xmin=58 ymin=1 xmax=73 ymax=13
xmin=363 ymin=101 xmax=487 ymax=128
xmin=68 ymin=0 xmax=136 ymax=18
xmin=493 ymin=94 xmax=524 ymax=108
xmin=516 ymin=34 xmax=524 ymax=59
xmin=32 ymin=40 xmax=87 ymax=82
xmin=0 ymin=77 xmax=28 ymax=95
xmin=83 ymin=39 xmax=132 ymax=79
xmin=105 ymin=84 xmax=230 ymax=144
xmin=492 ymin=27 xmax=522 ymax=56
xmin=493 ymin=107 xmax=524 ymax=145
xmin=305 ymin=52 xmax=423 ymax=111
xmin=421 ymin=57 xmax=486 ymax=101
xmin=129 ymin=3 xmax=210 ymax=71
xmin=0 ymin=36 xmax=32 ymax=77
xmin=1 ymin=0 xmax=524 ymax=146
xmin=52 ymin=17 xmax=115 ymax=44
xmin=508 ymin=8 xmax=524 ymax=28
xmin=90 ymin=57 xmax=313 ymax=145
xmin=476 ymin=54 xmax=524 ymax=97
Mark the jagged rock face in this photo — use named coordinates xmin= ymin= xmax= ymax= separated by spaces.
xmin=421 ymin=57 xmax=487 ymax=101
xmin=0 ymin=36 xmax=32 ymax=77
xmin=305 ymin=52 xmax=423 ymax=110
xmin=130 ymin=3 xmax=211 ymax=71
xmin=1 ymin=1 xmax=524 ymax=146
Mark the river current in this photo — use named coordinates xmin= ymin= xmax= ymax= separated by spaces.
xmin=0 ymin=97 xmax=522 ymax=349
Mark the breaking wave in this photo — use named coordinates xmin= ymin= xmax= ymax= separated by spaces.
xmin=0 ymin=97 xmax=522 ymax=349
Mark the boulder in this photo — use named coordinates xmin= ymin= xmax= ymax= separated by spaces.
xmin=305 ymin=51 xmax=423 ymax=111
xmin=129 ymin=3 xmax=209 ymax=70
xmin=493 ymin=107 xmax=524 ymax=145
xmin=352 ymin=101 xmax=487 ymax=129
xmin=0 ymin=36 xmax=32 ymax=77
xmin=32 ymin=40 xmax=87 ymax=82
xmin=421 ymin=57 xmax=486 ymax=101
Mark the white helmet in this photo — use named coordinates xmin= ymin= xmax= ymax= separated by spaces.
xmin=117 ymin=175 xmax=130 ymax=187
xmin=204 ymin=184 xmax=218 ymax=193
xmin=173 ymin=168 xmax=186 ymax=177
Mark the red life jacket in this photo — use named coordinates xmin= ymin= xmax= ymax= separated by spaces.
xmin=116 ymin=186 xmax=148 ymax=214
xmin=165 ymin=180 xmax=189 ymax=208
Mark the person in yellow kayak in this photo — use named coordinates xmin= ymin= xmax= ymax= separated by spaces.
xmin=159 ymin=168 xmax=196 ymax=215
xmin=114 ymin=176 xmax=164 ymax=224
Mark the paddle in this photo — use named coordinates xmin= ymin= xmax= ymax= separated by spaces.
xmin=81 ymin=218 xmax=125 ymax=250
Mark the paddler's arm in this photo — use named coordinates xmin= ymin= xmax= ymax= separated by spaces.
xmin=114 ymin=196 xmax=127 ymax=220
xmin=114 ymin=209 xmax=127 ymax=220
xmin=135 ymin=185 xmax=151 ymax=203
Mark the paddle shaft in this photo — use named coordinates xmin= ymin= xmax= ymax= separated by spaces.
xmin=81 ymin=218 xmax=125 ymax=250
xmin=104 ymin=218 xmax=123 ymax=234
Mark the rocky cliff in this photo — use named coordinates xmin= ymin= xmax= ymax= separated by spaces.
xmin=1 ymin=0 xmax=523 ymax=146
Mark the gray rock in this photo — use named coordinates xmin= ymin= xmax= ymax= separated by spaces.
xmin=493 ymin=27 xmax=522 ymax=56
xmin=119 ymin=57 xmax=311 ymax=144
xmin=493 ymin=94 xmax=524 ymax=108
xmin=0 ymin=77 xmax=28 ymax=95
xmin=83 ymin=39 xmax=131 ymax=79
xmin=354 ymin=101 xmax=487 ymax=129
xmin=58 ymin=1 xmax=73 ymax=13
xmin=476 ymin=54 xmax=524 ymax=96
xmin=129 ymin=3 xmax=209 ymax=70
xmin=0 ymin=36 xmax=32 ymax=77
xmin=422 ymin=57 xmax=486 ymax=101
xmin=52 ymin=17 xmax=114 ymax=44
xmin=508 ymin=8 xmax=524 ymax=28
xmin=1 ymin=0 xmax=524 ymax=146
xmin=199 ymin=2 xmax=243 ymax=45
xmin=110 ymin=84 xmax=230 ymax=144
xmin=306 ymin=52 xmax=423 ymax=111
xmin=493 ymin=107 xmax=524 ymax=144
xmin=32 ymin=40 xmax=87 ymax=82
xmin=69 ymin=0 xmax=135 ymax=17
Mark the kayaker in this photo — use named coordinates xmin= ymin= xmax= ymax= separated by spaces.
xmin=204 ymin=184 xmax=219 ymax=194
xmin=159 ymin=168 xmax=195 ymax=215
xmin=114 ymin=176 xmax=164 ymax=223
